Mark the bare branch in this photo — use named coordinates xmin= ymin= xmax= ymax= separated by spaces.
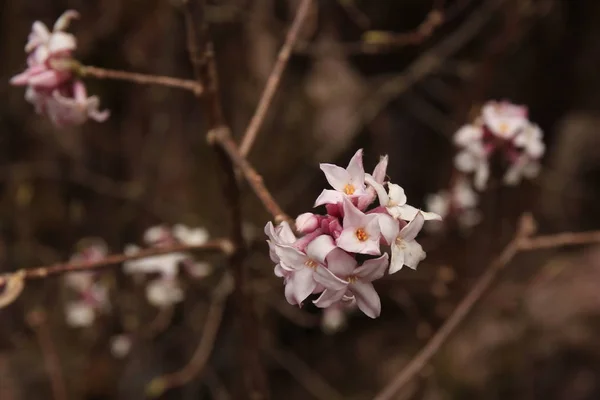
xmin=79 ymin=65 xmax=204 ymax=95
xmin=239 ymin=0 xmax=314 ymax=157
xmin=374 ymin=215 xmax=600 ymax=400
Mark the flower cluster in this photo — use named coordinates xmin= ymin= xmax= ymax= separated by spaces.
xmin=63 ymin=241 xmax=110 ymax=327
xmin=453 ymin=101 xmax=545 ymax=190
xmin=10 ymin=10 xmax=109 ymax=127
xmin=124 ymin=224 xmax=212 ymax=308
xmin=266 ymin=149 xmax=440 ymax=318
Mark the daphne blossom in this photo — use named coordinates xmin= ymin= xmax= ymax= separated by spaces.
xmin=265 ymin=149 xmax=439 ymax=318
xmin=63 ymin=241 xmax=110 ymax=327
xmin=453 ymin=101 xmax=545 ymax=190
xmin=11 ymin=10 xmax=109 ymax=126
xmin=124 ymin=224 xmax=212 ymax=307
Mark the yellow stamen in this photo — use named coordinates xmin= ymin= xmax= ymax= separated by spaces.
xmin=356 ymin=228 xmax=369 ymax=242
xmin=498 ymin=122 xmax=509 ymax=134
xmin=304 ymin=259 xmax=318 ymax=269
xmin=343 ymin=184 xmax=355 ymax=195
xmin=347 ymin=275 xmax=357 ymax=284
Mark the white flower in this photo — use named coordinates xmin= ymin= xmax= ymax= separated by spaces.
xmin=173 ymin=224 xmax=209 ymax=245
xmin=146 ymin=279 xmax=184 ymax=308
xmin=65 ymin=301 xmax=95 ymax=327
xmin=110 ymin=335 xmax=132 ymax=359
xmin=513 ymin=123 xmax=545 ymax=158
xmin=389 ymin=212 xmax=426 ymax=273
xmin=426 ymin=178 xmax=481 ymax=230
xmin=454 ymin=147 xmax=490 ymax=191
xmin=482 ymin=101 xmax=528 ymax=139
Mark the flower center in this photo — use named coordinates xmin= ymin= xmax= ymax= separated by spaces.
xmin=343 ymin=184 xmax=355 ymax=195
xmin=347 ymin=275 xmax=357 ymax=284
xmin=304 ymin=259 xmax=318 ymax=269
xmin=355 ymin=228 xmax=369 ymax=242
xmin=395 ymin=236 xmax=406 ymax=249
xmin=498 ymin=122 xmax=509 ymax=134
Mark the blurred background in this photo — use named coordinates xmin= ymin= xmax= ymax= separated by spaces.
xmin=2 ymin=0 xmax=600 ymax=399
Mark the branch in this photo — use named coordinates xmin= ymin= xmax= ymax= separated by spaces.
xmin=79 ymin=65 xmax=204 ymax=95
xmin=182 ymin=0 xmax=270 ymax=397
xmin=374 ymin=216 xmax=600 ymax=400
xmin=239 ymin=0 xmax=313 ymax=157
xmin=209 ymin=127 xmax=291 ymax=223
xmin=147 ymin=273 xmax=233 ymax=397
xmin=0 ymin=239 xmax=233 ymax=287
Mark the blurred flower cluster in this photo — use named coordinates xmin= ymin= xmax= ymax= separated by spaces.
xmin=63 ymin=241 xmax=110 ymax=327
xmin=10 ymin=10 xmax=109 ymax=126
xmin=124 ymin=224 xmax=212 ymax=308
xmin=454 ymin=101 xmax=545 ymax=190
xmin=63 ymin=224 xmax=212 ymax=329
xmin=425 ymin=100 xmax=545 ymax=232
xmin=266 ymin=149 xmax=440 ymax=318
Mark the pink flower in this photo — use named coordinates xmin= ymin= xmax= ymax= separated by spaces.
xmin=313 ymin=250 xmax=389 ymax=318
xmin=314 ymin=149 xmax=368 ymax=206
xmin=275 ymin=235 xmax=337 ymax=305
xmin=336 ymin=198 xmax=382 ymax=255
xmin=11 ymin=10 xmax=79 ymax=90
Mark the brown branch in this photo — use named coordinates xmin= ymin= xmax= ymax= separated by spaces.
xmin=147 ymin=273 xmax=233 ymax=397
xmin=209 ymin=126 xmax=291 ymax=223
xmin=183 ymin=0 xmax=270 ymax=397
xmin=0 ymin=239 xmax=233 ymax=287
xmin=27 ymin=310 xmax=68 ymax=400
xmin=374 ymin=216 xmax=600 ymax=400
xmin=239 ymin=0 xmax=313 ymax=157
xmin=79 ymin=65 xmax=204 ymax=95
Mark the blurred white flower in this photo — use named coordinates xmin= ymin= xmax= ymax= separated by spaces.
xmin=65 ymin=300 xmax=95 ymax=327
xmin=146 ymin=279 xmax=184 ymax=308
xmin=110 ymin=334 xmax=132 ymax=359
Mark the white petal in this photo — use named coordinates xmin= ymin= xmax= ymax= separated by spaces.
xmin=320 ymin=164 xmax=350 ymax=192
xmin=402 ymin=240 xmax=426 ymax=270
xmin=350 ymin=282 xmax=381 ymax=318
xmin=399 ymin=212 xmax=425 ymax=241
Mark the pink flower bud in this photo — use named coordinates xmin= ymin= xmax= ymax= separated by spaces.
xmin=295 ymin=212 xmax=319 ymax=233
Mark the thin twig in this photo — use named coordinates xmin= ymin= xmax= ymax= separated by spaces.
xmin=239 ymin=0 xmax=313 ymax=157
xmin=79 ymin=65 xmax=204 ymax=95
xmin=183 ymin=0 xmax=270 ymax=397
xmin=147 ymin=273 xmax=233 ymax=397
xmin=210 ymin=126 xmax=291 ymax=223
xmin=27 ymin=310 xmax=68 ymax=400
xmin=0 ymin=239 xmax=233 ymax=287
xmin=374 ymin=217 xmax=600 ymax=400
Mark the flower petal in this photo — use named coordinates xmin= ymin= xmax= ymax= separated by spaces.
xmin=346 ymin=149 xmax=365 ymax=187
xmin=313 ymin=265 xmax=349 ymax=291
xmin=314 ymin=189 xmax=345 ymax=207
xmin=399 ymin=211 xmax=425 ymax=241
xmin=274 ymin=245 xmax=306 ymax=271
xmin=388 ymin=184 xmax=407 ymax=206
xmin=351 ymin=281 xmax=381 ymax=318
xmin=313 ymin=288 xmax=347 ymax=309
xmin=325 ymin=248 xmax=357 ymax=276
xmin=320 ymin=164 xmax=350 ymax=192
xmin=354 ymin=253 xmax=389 ymax=282
xmin=305 ymin=235 xmax=337 ymax=264
xmin=402 ymin=240 xmax=426 ymax=270
xmin=372 ymin=155 xmax=389 ymax=184
xmin=389 ymin=244 xmax=406 ymax=274
xmin=291 ymin=268 xmax=317 ymax=305
xmin=377 ymin=213 xmax=400 ymax=244
xmin=342 ymin=197 xmax=365 ymax=228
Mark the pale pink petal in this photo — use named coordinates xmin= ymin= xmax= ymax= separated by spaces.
xmin=296 ymin=212 xmax=319 ymax=233
xmin=314 ymin=189 xmax=344 ymax=207
xmin=325 ymin=248 xmax=357 ymax=277
xmin=354 ymin=254 xmax=389 ymax=282
xmin=391 ymin=204 xmax=442 ymax=222
xmin=372 ymin=155 xmax=388 ymax=183
xmin=387 ymin=184 xmax=407 ymax=206
xmin=365 ymin=175 xmax=389 ymax=206
xmin=274 ymin=246 xmax=306 ymax=271
xmin=402 ymin=240 xmax=426 ymax=270
xmin=336 ymin=230 xmax=363 ymax=254
xmin=29 ymin=70 xmax=64 ymax=88
xmin=346 ymin=149 xmax=365 ymax=187
xmin=48 ymin=31 xmax=76 ymax=53
xmin=389 ymin=244 xmax=406 ymax=274
xmin=291 ymin=268 xmax=317 ymax=305
xmin=305 ymin=235 xmax=336 ymax=264
xmin=454 ymin=150 xmax=479 ymax=173
xmin=400 ymin=211 xmax=425 ymax=241
xmin=53 ymin=10 xmax=80 ymax=32
xmin=320 ymin=163 xmax=350 ymax=192
xmin=284 ymin=280 xmax=298 ymax=305
xmin=313 ymin=265 xmax=348 ymax=291
xmin=453 ymin=124 xmax=483 ymax=146
xmin=26 ymin=22 xmax=51 ymax=52
xmin=342 ymin=197 xmax=365 ymax=229
xmin=313 ymin=288 xmax=347 ymax=308
xmin=474 ymin=161 xmax=490 ymax=190
xmin=377 ymin=213 xmax=399 ymax=244
xmin=350 ymin=281 xmax=381 ymax=318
